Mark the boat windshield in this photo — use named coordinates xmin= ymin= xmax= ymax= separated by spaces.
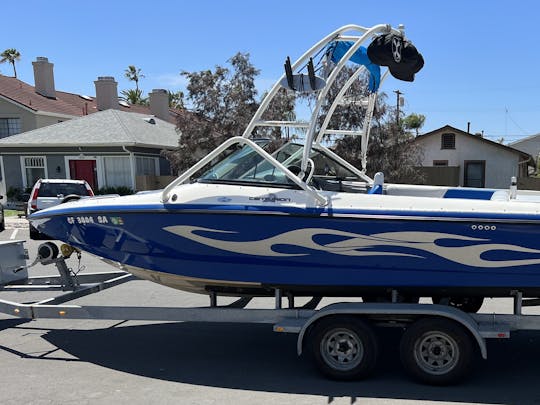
xmin=274 ymin=143 xmax=360 ymax=179
xmin=197 ymin=143 xmax=298 ymax=187
xmin=197 ymin=141 xmax=361 ymax=188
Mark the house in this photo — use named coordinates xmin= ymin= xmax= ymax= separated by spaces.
xmin=0 ymin=57 xmax=179 ymax=136
xmin=0 ymin=56 xmax=184 ymax=199
xmin=509 ymin=133 xmax=540 ymax=167
xmin=414 ymin=125 xmax=532 ymax=188
xmin=0 ymin=109 xmax=178 ymax=197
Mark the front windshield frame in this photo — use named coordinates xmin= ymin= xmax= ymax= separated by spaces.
xmin=161 ymin=137 xmax=328 ymax=206
xmin=197 ymin=141 xmax=300 ymax=188
xmin=196 ymin=140 xmax=363 ymax=188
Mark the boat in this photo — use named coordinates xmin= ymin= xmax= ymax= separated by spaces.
xmin=29 ymin=24 xmax=540 ymax=305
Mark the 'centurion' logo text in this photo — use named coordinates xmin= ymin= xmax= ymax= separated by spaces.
xmin=249 ymin=193 xmax=291 ymax=203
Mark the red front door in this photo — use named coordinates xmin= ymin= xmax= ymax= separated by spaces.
xmin=69 ymin=160 xmax=97 ymax=190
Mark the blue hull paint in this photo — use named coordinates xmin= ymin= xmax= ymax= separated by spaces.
xmin=31 ymin=205 xmax=540 ymax=293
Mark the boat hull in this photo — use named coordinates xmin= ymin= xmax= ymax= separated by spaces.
xmin=30 ymin=205 xmax=540 ymax=297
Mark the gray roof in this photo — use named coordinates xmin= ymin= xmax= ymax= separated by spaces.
xmin=0 ymin=109 xmax=179 ymax=149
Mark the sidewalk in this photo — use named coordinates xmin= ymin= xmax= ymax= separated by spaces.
xmin=4 ymin=216 xmax=29 ymax=229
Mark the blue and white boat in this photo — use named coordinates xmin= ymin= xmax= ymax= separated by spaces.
xmin=30 ymin=24 xmax=540 ymax=306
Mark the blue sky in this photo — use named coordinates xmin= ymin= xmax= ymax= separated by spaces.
xmin=1 ymin=0 xmax=539 ymax=142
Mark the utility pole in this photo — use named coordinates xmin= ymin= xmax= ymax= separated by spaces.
xmin=394 ymin=90 xmax=403 ymax=127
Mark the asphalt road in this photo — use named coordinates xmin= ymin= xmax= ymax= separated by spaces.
xmin=1 ymin=221 xmax=540 ymax=405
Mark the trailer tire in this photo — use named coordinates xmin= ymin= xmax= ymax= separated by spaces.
xmin=400 ymin=317 xmax=474 ymax=385
xmin=310 ymin=316 xmax=378 ymax=380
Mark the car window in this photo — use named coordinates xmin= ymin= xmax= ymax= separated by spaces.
xmin=39 ymin=183 xmax=89 ymax=197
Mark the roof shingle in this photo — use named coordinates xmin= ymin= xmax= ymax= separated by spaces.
xmin=0 ymin=74 xmax=180 ymax=124
xmin=0 ymin=109 xmax=179 ymax=149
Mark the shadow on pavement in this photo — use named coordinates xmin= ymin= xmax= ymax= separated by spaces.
xmin=29 ymin=321 xmax=540 ymax=404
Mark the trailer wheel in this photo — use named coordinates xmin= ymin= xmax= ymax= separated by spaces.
xmin=400 ymin=318 xmax=474 ymax=385
xmin=310 ymin=316 xmax=378 ymax=380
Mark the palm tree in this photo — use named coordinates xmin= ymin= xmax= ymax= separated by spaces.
xmin=168 ymin=90 xmax=184 ymax=109
xmin=120 ymin=89 xmax=147 ymax=105
xmin=1 ymin=49 xmax=21 ymax=78
xmin=124 ymin=65 xmax=144 ymax=92
xmin=403 ymin=113 xmax=426 ymax=136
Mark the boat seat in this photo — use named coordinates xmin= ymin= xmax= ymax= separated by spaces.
xmin=368 ymin=172 xmax=384 ymax=194
xmin=443 ymin=188 xmax=494 ymax=200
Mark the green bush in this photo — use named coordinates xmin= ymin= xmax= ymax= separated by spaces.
xmin=6 ymin=187 xmax=30 ymax=201
xmin=97 ymin=186 xmax=133 ymax=196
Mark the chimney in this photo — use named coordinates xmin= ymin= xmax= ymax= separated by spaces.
xmin=32 ymin=57 xmax=56 ymax=99
xmin=94 ymin=76 xmax=119 ymax=111
xmin=149 ymin=89 xmax=169 ymax=121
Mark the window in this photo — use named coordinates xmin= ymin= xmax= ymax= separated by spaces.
xmin=39 ymin=182 xmax=89 ymax=197
xmin=433 ymin=160 xmax=448 ymax=167
xmin=0 ymin=118 xmax=21 ymax=138
xmin=441 ymin=132 xmax=455 ymax=149
xmin=23 ymin=156 xmax=46 ymax=187
xmin=103 ymin=157 xmax=131 ymax=188
xmin=136 ymin=156 xmax=158 ymax=176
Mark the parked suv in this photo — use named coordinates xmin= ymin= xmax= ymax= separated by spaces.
xmin=28 ymin=179 xmax=94 ymax=239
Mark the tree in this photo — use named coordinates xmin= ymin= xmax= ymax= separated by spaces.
xmin=164 ymin=52 xmax=294 ymax=174
xmin=311 ymin=65 xmax=423 ymax=183
xmin=120 ymin=88 xmax=147 ymax=105
xmin=403 ymin=113 xmax=426 ymax=136
xmin=124 ymin=65 xmax=144 ymax=92
xmin=365 ymin=109 xmax=424 ymax=183
xmin=168 ymin=90 xmax=184 ymax=109
xmin=260 ymin=88 xmax=297 ymax=147
xmin=1 ymin=48 xmax=21 ymax=78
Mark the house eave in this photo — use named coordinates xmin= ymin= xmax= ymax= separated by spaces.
xmin=0 ymin=142 xmax=175 ymax=149
xmin=0 ymin=94 xmax=38 ymax=113
xmin=35 ymin=110 xmax=78 ymax=120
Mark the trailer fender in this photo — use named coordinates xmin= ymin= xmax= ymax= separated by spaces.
xmin=296 ymin=302 xmax=487 ymax=359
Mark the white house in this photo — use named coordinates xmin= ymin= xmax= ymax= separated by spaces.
xmin=414 ymin=125 xmax=532 ymax=188
xmin=509 ymin=133 xmax=540 ymax=167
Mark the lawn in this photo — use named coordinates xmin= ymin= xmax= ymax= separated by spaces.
xmin=4 ymin=209 xmax=23 ymax=217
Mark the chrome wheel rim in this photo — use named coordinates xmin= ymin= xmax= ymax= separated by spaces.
xmin=414 ymin=331 xmax=459 ymax=375
xmin=320 ymin=328 xmax=364 ymax=371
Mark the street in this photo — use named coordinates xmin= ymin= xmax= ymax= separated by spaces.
xmin=1 ymin=220 xmax=539 ymax=405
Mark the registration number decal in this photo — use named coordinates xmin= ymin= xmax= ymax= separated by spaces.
xmin=66 ymin=215 xmax=114 ymax=225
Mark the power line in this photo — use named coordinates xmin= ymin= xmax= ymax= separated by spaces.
xmin=505 ymin=108 xmax=529 ymax=136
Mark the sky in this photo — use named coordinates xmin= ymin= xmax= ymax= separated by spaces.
xmin=1 ymin=0 xmax=539 ymax=143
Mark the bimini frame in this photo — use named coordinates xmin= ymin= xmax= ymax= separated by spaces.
xmin=162 ymin=24 xmax=404 ymax=205
xmin=241 ymin=23 xmax=404 ymax=178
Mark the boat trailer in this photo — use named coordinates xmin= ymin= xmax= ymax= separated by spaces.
xmin=2 ymin=239 xmax=540 ymax=385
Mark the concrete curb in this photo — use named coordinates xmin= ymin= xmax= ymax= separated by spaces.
xmin=4 ymin=217 xmax=29 ymax=229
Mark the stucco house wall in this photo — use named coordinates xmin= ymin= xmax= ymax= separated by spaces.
xmin=415 ymin=125 xmax=530 ymax=189
xmin=0 ymin=98 xmax=38 ymax=134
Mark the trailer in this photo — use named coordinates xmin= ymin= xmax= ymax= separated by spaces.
xmin=1 ymin=240 xmax=540 ymax=385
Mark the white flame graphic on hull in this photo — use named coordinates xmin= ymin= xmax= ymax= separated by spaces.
xmin=163 ymin=226 xmax=540 ymax=268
